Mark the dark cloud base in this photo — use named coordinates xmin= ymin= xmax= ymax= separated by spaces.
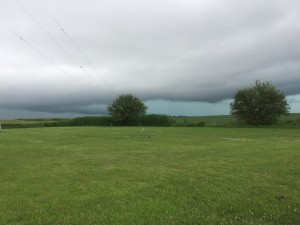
xmin=1 ymin=0 xmax=300 ymax=118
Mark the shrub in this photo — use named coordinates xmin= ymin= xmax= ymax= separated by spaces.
xmin=70 ymin=116 xmax=113 ymax=126
xmin=139 ymin=114 xmax=174 ymax=126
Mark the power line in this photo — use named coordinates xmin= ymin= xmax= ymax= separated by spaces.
xmin=37 ymin=0 xmax=117 ymax=97
xmin=0 ymin=19 xmax=96 ymax=96
xmin=13 ymin=0 xmax=109 ymax=95
xmin=13 ymin=0 xmax=78 ymax=67
xmin=5 ymin=1 xmax=146 ymax=131
xmin=37 ymin=0 xmax=145 ymax=129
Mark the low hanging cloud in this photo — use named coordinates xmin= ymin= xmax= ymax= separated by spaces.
xmin=1 ymin=0 xmax=300 ymax=115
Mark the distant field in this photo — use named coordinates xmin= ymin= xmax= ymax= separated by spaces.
xmin=172 ymin=113 xmax=300 ymax=127
xmin=1 ymin=113 xmax=300 ymax=128
xmin=172 ymin=115 xmax=238 ymax=127
xmin=0 ymin=118 xmax=71 ymax=129
xmin=0 ymin=127 xmax=299 ymax=225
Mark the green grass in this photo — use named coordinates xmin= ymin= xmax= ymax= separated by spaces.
xmin=1 ymin=113 xmax=299 ymax=128
xmin=0 ymin=118 xmax=71 ymax=129
xmin=0 ymin=127 xmax=299 ymax=225
xmin=172 ymin=115 xmax=238 ymax=127
xmin=172 ymin=113 xmax=300 ymax=127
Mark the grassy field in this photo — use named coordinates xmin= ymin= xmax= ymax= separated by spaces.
xmin=1 ymin=113 xmax=299 ymax=128
xmin=0 ymin=118 xmax=71 ymax=129
xmin=0 ymin=127 xmax=299 ymax=225
xmin=172 ymin=113 xmax=300 ymax=127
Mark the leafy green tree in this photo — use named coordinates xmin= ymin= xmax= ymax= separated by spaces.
xmin=230 ymin=80 xmax=290 ymax=125
xmin=107 ymin=94 xmax=147 ymax=125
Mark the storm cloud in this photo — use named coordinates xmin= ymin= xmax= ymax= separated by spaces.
xmin=1 ymin=0 xmax=300 ymax=117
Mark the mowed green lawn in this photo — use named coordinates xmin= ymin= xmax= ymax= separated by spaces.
xmin=0 ymin=127 xmax=299 ymax=225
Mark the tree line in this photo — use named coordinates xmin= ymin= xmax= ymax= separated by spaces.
xmin=108 ymin=80 xmax=290 ymax=126
xmin=1 ymin=80 xmax=291 ymax=129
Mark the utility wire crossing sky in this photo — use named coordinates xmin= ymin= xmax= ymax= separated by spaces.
xmin=0 ymin=0 xmax=300 ymax=119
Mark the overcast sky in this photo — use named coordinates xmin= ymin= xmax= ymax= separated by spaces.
xmin=1 ymin=0 xmax=300 ymax=119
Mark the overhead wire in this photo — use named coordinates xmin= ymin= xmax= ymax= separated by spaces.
xmin=37 ymin=0 xmax=146 ymax=131
xmin=13 ymin=0 xmax=110 ymax=97
xmin=37 ymin=0 xmax=117 ymax=97
xmin=34 ymin=2 xmax=123 ymax=96
xmin=37 ymin=0 xmax=146 ymax=130
xmin=0 ymin=19 xmax=96 ymax=95
xmin=4 ymin=0 xmax=147 ymax=132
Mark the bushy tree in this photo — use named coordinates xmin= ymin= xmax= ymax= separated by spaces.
xmin=107 ymin=94 xmax=147 ymax=125
xmin=230 ymin=80 xmax=290 ymax=125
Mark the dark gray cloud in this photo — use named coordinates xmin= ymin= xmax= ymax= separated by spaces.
xmin=1 ymin=0 xmax=300 ymax=117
